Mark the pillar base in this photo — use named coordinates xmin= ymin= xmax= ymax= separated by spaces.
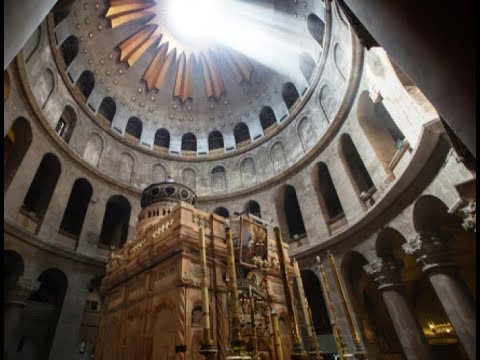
xmin=199 ymin=343 xmax=218 ymax=360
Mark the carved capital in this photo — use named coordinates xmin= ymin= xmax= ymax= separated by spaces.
xmin=368 ymin=84 xmax=383 ymax=103
xmin=5 ymin=277 xmax=41 ymax=306
xmin=460 ymin=200 xmax=476 ymax=232
xmin=364 ymin=258 xmax=403 ymax=291
xmin=402 ymin=232 xmax=454 ymax=272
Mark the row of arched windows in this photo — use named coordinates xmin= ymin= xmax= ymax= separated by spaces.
xmin=5 ymin=118 xmax=132 ymax=249
xmin=213 ymin=200 xmax=262 ymax=219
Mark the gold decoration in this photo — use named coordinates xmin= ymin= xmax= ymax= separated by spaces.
xmin=105 ymin=0 xmax=253 ymax=102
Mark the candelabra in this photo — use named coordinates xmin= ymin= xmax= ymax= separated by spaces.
xmin=194 ymin=214 xmax=217 ymax=360
xmin=274 ymin=227 xmax=308 ymax=360
xmin=271 ymin=309 xmax=285 ymax=360
xmin=225 ymin=223 xmax=251 ymax=359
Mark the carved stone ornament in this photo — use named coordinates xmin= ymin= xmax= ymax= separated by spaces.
xmin=5 ymin=277 xmax=41 ymax=305
xmin=460 ymin=200 xmax=476 ymax=232
xmin=402 ymin=232 xmax=454 ymax=272
xmin=141 ymin=179 xmax=197 ymax=208
xmin=368 ymin=84 xmax=383 ymax=103
xmin=363 ymin=257 xmax=403 ymax=291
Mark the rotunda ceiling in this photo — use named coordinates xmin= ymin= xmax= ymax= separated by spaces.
xmin=51 ymin=0 xmax=328 ymax=157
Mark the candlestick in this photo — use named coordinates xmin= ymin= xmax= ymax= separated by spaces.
xmin=225 ymin=225 xmax=251 ymax=359
xmin=271 ymin=310 xmax=284 ymax=360
xmin=249 ymin=287 xmax=260 ymax=360
xmin=293 ymin=260 xmax=323 ymax=360
xmin=273 ymin=227 xmax=307 ymax=360
xmin=196 ymin=216 xmax=217 ymax=360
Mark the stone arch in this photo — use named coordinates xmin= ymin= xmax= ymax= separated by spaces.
xmin=52 ymin=0 xmax=75 ymax=26
xmin=99 ymin=195 xmax=131 ymax=249
xmin=21 ymin=153 xmax=62 ymax=233
xmin=181 ymin=132 xmax=197 ymax=153
xmin=59 ymin=178 xmax=93 ymax=240
xmin=357 ymin=91 xmax=406 ymax=176
xmin=338 ymin=134 xmax=375 ymax=203
xmin=35 ymin=67 xmax=55 ymax=109
xmin=412 ymin=195 xmax=462 ymax=234
xmin=297 ymin=116 xmax=316 ymax=151
xmin=307 ymin=13 xmax=325 ymax=45
xmin=59 ymin=35 xmax=79 ymax=68
xmin=311 ymin=162 xmax=346 ymax=231
xmin=125 ymin=117 xmax=142 ymax=142
xmin=245 ymin=200 xmax=261 ymax=218
xmin=299 ymin=52 xmax=316 ymax=83
xmin=213 ymin=207 xmax=229 ymax=218
xmin=234 ymin=122 xmax=251 ymax=148
xmin=75 ymin=70 xmax=95 ymax=101
xmin=154 ymin=128 xmax=170 ymax=150
xmin=275 ymin=185 xmax=307 ymax=242
xmin=208 ymin=130 xmax=224 ymax=151
xmin=281 ymin=82 xmax=300 ymax=111
xmin=4 ymin=250 xmax=25 ymax=296
xmin=270 ymin=141 xmax=287 ymax=174
xmin=117 ymin=152 xmax=134 ymax=184
xmin=182 ymin=168 xmax=196 ymax=191
xmin=375 ymin=227 xmax=408 ymax=259
xmin=98 ymin=97 xmax=116 ymax=124
xmin=4 ymin=117 xmax=33 ymax=193
xmin=152 ymin=163 xmax=167 ymax=183
xmin=83 ymin=133 xmax=103 ymax=167
xmin=259 ymin=106 xmax=277 ymax=132
xmin=55 ymin=105 xmax=77 ymax=143
xmin=240 ymin=157 xmax=256 ymax=187
xmin=319 ymin=84 xmax=336 ymax=122
xmin=211 ymin=166 xmax=227 ymax=193
xmin=334 ymin=43 xmax=348 ymax=80
xmin=24 ymin=25 xmax=42 ymax=63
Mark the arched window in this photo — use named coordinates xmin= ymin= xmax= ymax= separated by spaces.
xmin=213 ymin=207 xmax=229 ymax=218
xmin=211 ymin=166 xmax=227 ymax=193
xmin=52 ymin=0 xmax=75 ymax=26
xmin=245 ymin=200 xmax=261 ymax=218
xmin=75 ymin=70 xmax=95 ymax=100
xmin=59 ymin=35 xmax=79 ymax=68
xmin=154 ymin=128 xmax=170 ymax=150
xmin=208 ymin=131 xmax=224 ymax=151
xmin=59 ymin=178 xmax=93 ymax=239
xmin=234 ymin=123 xmax=250 ymax=147
xmin=281 ymin=82 xmax=300 ymax=111
xmin=55 ymin=105 xmax=77 ymax=143
xmin=182 ymin=133 xmax=197 ymax=153
xmin=259 ymin=106 xmax=277 ymax=131
xmin=21 ymin=153 xmax=61 ymax=230
xmin=313 ymin=162 xmax=345 ymax=226
xmin=299 ymin=52 xmax=316 ymax=82
xmin=99 ymin=195 xmax=131 ymax=249
xmin=283 ymin=185 xmax=307 ymax=240
xmin=98 ymin=97 xmax=116 ymax=124
xmin=339 ymin=134 xmax=375 ymax=200
xmin=125 ymin=117 xmax=142 ymax=142
xmin=28 ymin=268 xmax=68 ymax=358
xmin=4 ymin=117 xmax=32 ymax=193
xmin=307 ymin=14 xmax=325 ymax=45
xmin=357 ymin=91 xmax=406 ymax=175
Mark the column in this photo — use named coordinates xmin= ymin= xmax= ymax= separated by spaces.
xmin=364 ymin=258 xmax=433 ymax=360
xmin=403 ymin=232 xmax=476 ymax=360
xmin=4 ymin=0 xmax=58 ymax=69
xmin=48 ymin=279 xmax=89 ymax=360
xmin=4 ymin=277 xmax=41 ymax=360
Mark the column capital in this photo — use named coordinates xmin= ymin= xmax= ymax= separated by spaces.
xmin=402 ymin=232 xmax=455 ymax=272
xmin=459 ymin=200 xmax=476 ymax=232
xmin=5 ymin=277 xmax=41 ymax=306
xmin=363 ymin=257 xmax=403 ymax=291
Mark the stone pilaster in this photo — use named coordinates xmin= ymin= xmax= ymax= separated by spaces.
xmin=403 ymin=232 xmax=476 ymax=360
xmin=364 ymin=258 xmax=433 ymax=360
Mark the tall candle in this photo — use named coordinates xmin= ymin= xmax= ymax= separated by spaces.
xmin=199 ymin=225 xmax=211 ymax=341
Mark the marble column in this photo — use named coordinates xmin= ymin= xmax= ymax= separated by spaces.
xmin=4 ymin=277 xmax=41 ymax=360
xmin=403 ymin=232 xmax=476 ymax=360
xmin=364 ymin=258 xmax=433 ymax=360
